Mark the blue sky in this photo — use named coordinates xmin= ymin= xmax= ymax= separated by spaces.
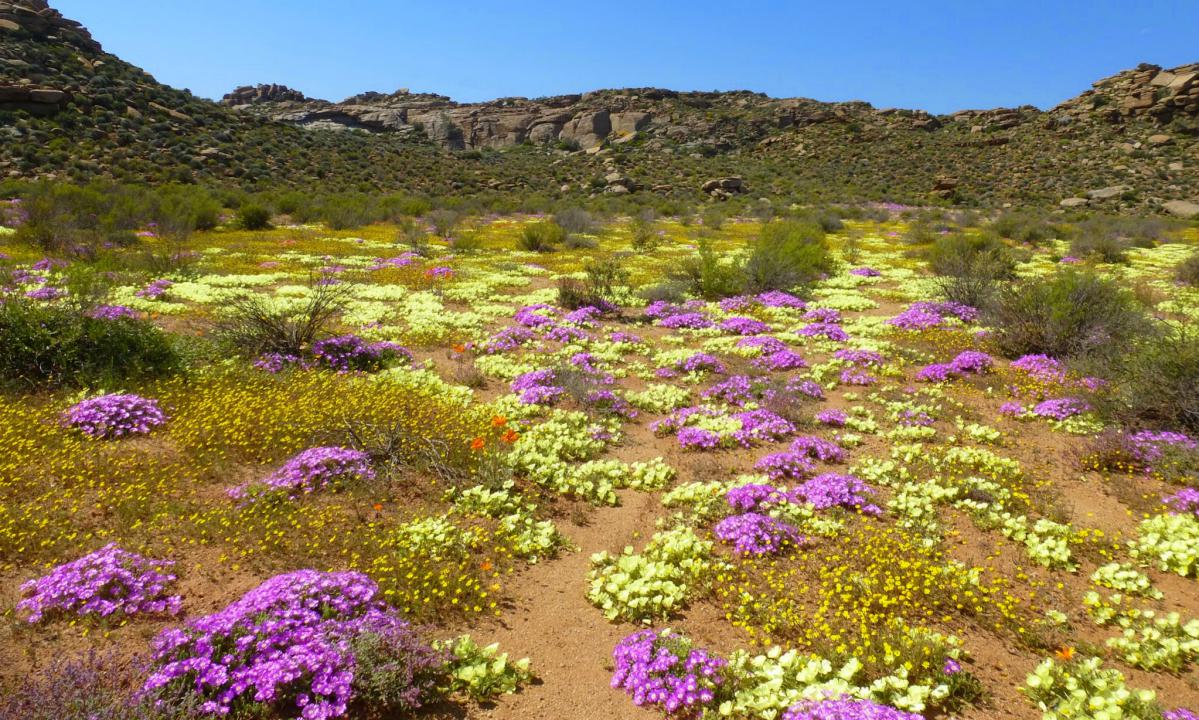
xmin=56 ymin=1 xmax=1198 ymax=113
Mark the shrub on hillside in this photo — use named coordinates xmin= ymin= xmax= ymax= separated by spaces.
xmin=990 ymin=211 xmax=1059 ymax=244
xmin=0 ymin=299 xmax=179 ymax=389
xmin=985 ymin=269 xmax=1150 ymax=361
xmin=1177 ymin=252 xmax=1199 ymax=287
xmin=742 ymin=220 xmax=834 ymax=293
xmin=674 ymin=239 xmax=745 ymax=299
xmin=927 ymin=231 xmax=1016 ymax=308
xmin=236 ymin=203 xmax=272 ymax=230
xmin=215 ymin=279 xmax=348 ymax=357
xmin=1101 ymin=324 xmax=1199 ymax=433
xmin=517 ymin=221 xmax=566 ymax=253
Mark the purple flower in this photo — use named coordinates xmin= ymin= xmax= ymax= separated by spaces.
xmin=725 ymin=483 xmax=793 ymax=512
xmin=234 ymin=446 xmax=374 ymax=499
xmin=714 ymin=513 xmax=804 ymax=556
xmin=1031 ymin=397 xmax=1090 ymax=420
xmin=803 ymin=307 xmax=841 ymax=323
xmin=1010 ymin=354 xmax=1066 ymax=382
xmin=659 ymin=312 xmax=713 ymax=330
xmin=63 ymin=394 xmax=167 ymax=439
xmin=720 ymin=316 xmax=771 ymax=335
xmin=998 ymin=401 xmax=1024 ymax=417
xmin=1165 ymin=488 xmax=1199 ymax=516
xmin=702 ymin=375 xmax=759 ymax=407
xmin=25 ymin=285 xmax=65 ymax=300
xmin=794 ymin=473 xmax=881 ymax=515
xmin=733 ymin=409 xmax=796 ymax=445
xmin=136 ymin=279 xmax=173 ymax=300
xmin=755 ymin=348 xmax=809 ymax=371
xmin=143 ymin=570 xmax=440 ymax=720
xmin=754 ymin=451 xmax=817 ymax=481
xmin=790 ymin=435 xmax=848 ymax=463
xmin=511 ymin=368 xmax=565 ymax=405
xmin=833 ymin=349 xmax=884 ymax=367
xmin=815 ymin=409 xmax=847 ymax=426
xmin=797 ymin=322 xmax=849 ymax=342
xmin=18 ymin=544 xmax=181 ymax=623
xmin=849 ymin=267 xmax=881 ymax=277
xmin=949 ymin=350 xmax=994 ymax=374
xmin=611 ymin=630 xmax=727 ymax=715
xmin=783 ymin=697 xmax=922 ymax=720
xmin=312 ymin=335 xmax=409 ymax=373
xmin=756 ymin=290 xmax=806 ymax=309
xmin=86 ymin=304 xmax=139 ymax=320
xmin=943 ymin=658 xmax=962 ymax=675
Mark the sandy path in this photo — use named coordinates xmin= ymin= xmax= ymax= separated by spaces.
xmin=472 ymin=489 xmax=661 ymax=720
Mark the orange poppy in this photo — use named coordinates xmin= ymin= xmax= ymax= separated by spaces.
xmin=480 ymin=560 xmax=493 ymax=572
xmin=501 ymin=429 xmax=519 ymax=444
xmin=470 ymin=437 xmax=486 ymax=451
xmin=1055 ymin=646 xmax=1075 ymax=662
xmin=452 ymin=344 xmax=466 ymax=354
xmin=491 ymin=415 xmax=508 ymax=428
xmin=372 ymin=503 xmax=383 ymax=512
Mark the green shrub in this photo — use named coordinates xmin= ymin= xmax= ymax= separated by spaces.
xmin=0 ymin=299 xmax=180 ymax=389
xmin=674 ymin=239 xmax=744 ymax=299
xmin=1102 ymin=323 xmax=1199 ymax=433
xmin=215 ymin=280 xmax=348 ymax=357
xmin=236 ymin=204 xmax=272 ymax=231
xmin=1069 ymin=232 xmax=1129 ymax=264
xmin=553 ymin=207 xmax=596 ymax=236
xmin=986 ymin=269 xmax=1150 ymax=361
xmin=517 ymin=221 xmax=566 ymax=253
xmin=990 ymin=211 xmax=1058 ymax=244
xmin=742 ymin=220 xmax=834 ymax=293
xmin=1176 ymin=252 xmax=1199 ymax=287
xmin=927 ymin=231 xmax=1016 ymax=308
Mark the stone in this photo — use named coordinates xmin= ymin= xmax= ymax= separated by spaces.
xmin=28 ymin=88 xmax=65 ymax=103
xmin=0 ymin=18 xmax=19 ymax=31
xmin=1087 ymin=185 xmax=1130 ymax=200
xmin=1163 ymin=200 xmax=1199 ymax=218
xmin=1147 ymin=134 xmax=1173 ymax=146
xmin=1059 ymin=197 xmax=1089 ymax=208
xmin=610 ymin=111 xmax=651 ymax=135
xmin=1150 ymin=71 xmax=1177 ymax=87
xmin=560 ymin=110 xmax=610 ymax=149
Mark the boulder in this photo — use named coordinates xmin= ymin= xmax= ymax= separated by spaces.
xmin=1087 ymin=185 xmax=1130 ymax=200
xmin=1146 ymin=134 xmax=1173 ymax=146
xmin=560 ymin=110 xmax=611 ymax=149
xmin=701 ymin=176 xmax=746 ymax=198
xmin=1059 ymin=197 xmax=1089 ymax=208
xmin=1163 ymin=200 xmax=1199 ymax=218
xmin=610 ymin=111 xmax=651 ymax=135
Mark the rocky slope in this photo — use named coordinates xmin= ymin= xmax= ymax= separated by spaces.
xmin=1 ymin=0 xmax=1197 ymax=213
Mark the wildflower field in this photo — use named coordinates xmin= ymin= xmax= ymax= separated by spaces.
xmin=1 ymin=207 xmax=1198 ymax=720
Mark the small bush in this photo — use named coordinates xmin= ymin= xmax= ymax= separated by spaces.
xmin=674 ymin=239 xmax=744 ymax=299
xmin=1177 ymin=252 xmax=1199 ymax=287
xmin=426 ymin=208 xmax=462 ymax=239
xmin=986 ymin=269 xmax=1150 ymax=361
xmin=517 ymin=221 xmax=566 ymax=253
xmin=554 ymin=207 xmax=596 ymax=236
xmin=1069 ymin=232 xmax=1129 ymax=263
xmin=236 ymin=203 xmax=272 ymax=231
xmin=629 ymin=209 xmax=660 ymax=251
xmin=1103 ymin=324 xmax=1199 ymax=433
xmin=927 ymin=231 xmax=1016 ymax=308
xmin=216 ymin=279 xmax=348 ymax=357
xmin=990 ymin=211 xmax=1058 ymax=244
xmin=742 ymin=220 xmax=834 ymax=293
xmin=0 ymin=299 xmax=180 ymax=389
xmin=637 ymin=279 xmax=691 ymax=304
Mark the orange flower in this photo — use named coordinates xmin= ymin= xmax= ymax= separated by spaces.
xmin=501 ymin=429 xmax=519 ymax=444
xmin=480 ymin=560 xmax=493 ymax=572
xmin=1055 ymin=646 xmax=1075 ymax=662
xmin=372 ymin=503 xmax=383 ymax=512
xmin=452 ymin=344 xmax=466 ymax=354
xmin=470 ymin=437 xmax=486 ymax=451
xmin=491 ymin=415 xmax=507 ymax=428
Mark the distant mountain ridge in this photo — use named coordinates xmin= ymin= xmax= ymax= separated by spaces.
xmin=0 ymin=0 xmax=1196 ymax=214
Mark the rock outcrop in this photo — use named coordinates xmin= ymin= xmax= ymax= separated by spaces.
xmin=1054 ymin=62 xmax=1199 ymax=124
xmin=0 ymin=0 xmax=99 ymax=52
xmin=221 ymin=84 xmax=310 ymax=106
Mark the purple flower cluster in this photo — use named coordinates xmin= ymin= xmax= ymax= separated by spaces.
xmin=733 ymin=408 xmax=796 ymax=445
xmin=235 ymin=446 xmax=374 ymax=499
xmin=1164 ymin=709 xmax=1198 ymax=720
xmin=143 ymin=570 xmax=429 ymax=720
xmin=87 ymin=304 xmax=139 ymax=320
xmin=804 ymin=308 xmax=842 ymax=323
xmin=610 ymin=331 xmax=642 ymax=344
xmin=725 ymin=483 xmax=793 ymax=512
xmin=889 ymin=301 xmax=977 ymax=331
xmin=311 ymin=335 xmax=411 ymax=373
xmin=673 ymin=352 xmax=727 ymax=375
xmin=25 ymin=285 xmax=65 ymax=300
xmin=714 ymin=512 xmax=804 ymax=555
xmin=511 ymin=368 xmax=566 ymax=405
xmin=834 ymin=349 xmax=885 ymax=367
xmin=782 ymin=697 xmax=921 ymax=720
xmin=755 ymin=451 xmax=818 ymax=481
xmin=839 ymin=368 xmax=876 ymax=385
xmin=756 ymin=348 xmax=809 ymax=371
xmin=917 ymin=350 xmax=995 ymax=383
xmin=815 ymin=409 xmax=847 ymax=426
xmin=797 ymin=322 xmax=849 ymax=342
xmin=368 ymin=253 xmax=418 ymax=270
xmin=794 ymin=473 xmax=882 ymax=515
xmin=756 ymin=290 xmax=807 ymax=309
xmin=18 ymin=544 xmax=181 ymax=623
xmin=703 ymin=375 xmax=759 ymax=407
xmin=787 ymin=377 xmax=826 ymax=400
xmin=660 ymin=312 xmax=713 ymax=330
xmin=790 ymin=435 xmax=848 ymax=463
xmin=720 ymin=316 xmax=771 ymax=335
xmin=484 ymin=325 xmax=537 ymax=352
xmin=136 ymin=279 xmax=173 ymax=300
xmin=1128 ymin=430 xmax=1198 ymax=466
xmin=514 ymin=303 xmax=557 ymax=328
xmin=63 ymin=394 xmax=167 ymax=439
xmin=849 ymin=267 xmax=882 ymax=277
xmin=611 ymin=629 xmax=727 ymax=715
xmin=1165 ymin=488 xmax=1199 ymax=516
xmin=253 ymin=352 xmax=309 ymax=373
xmin=645 ymin=300 xmax=706 ymax=320
xmin=1031 ymin=397 xmax=1091 ymax=420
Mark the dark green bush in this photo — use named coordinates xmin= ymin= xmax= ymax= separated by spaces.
xmin=742 ymin=220 xmax=834 ymax=293
xmin=517 ymin=221 xmax=566 ymax=253
xmin=1100 ymin=323 xmax=1199 ymax=433
xmin=236 ymin=204 xmax=272 ymax=231
xmin=927 ymin=231 xmax=1016 ymax=307
xmin=0 ymin=299 xmax=180 ymax=389
xmin=986 ymin=269 xmax=1150 ymax=361
xmin=1176 ymin=252 xmax=1199 ymax=287
xmin=990 ymin=211 xmax=1059 ymax=245
xmin=674 ymin=239 xmax=745 ymax=299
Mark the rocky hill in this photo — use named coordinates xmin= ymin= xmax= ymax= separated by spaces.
xmin=1 ymin=0 xmax=1197 ymax=214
